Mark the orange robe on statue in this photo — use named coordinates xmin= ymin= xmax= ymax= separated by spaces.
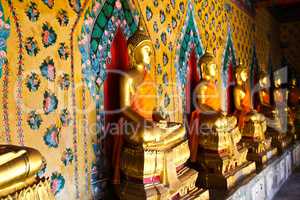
xmin=189 ymin=82 xmax=220 ymax=162
xmin=112 ymin=73 xmax=156 ymax=184
xmin=234 ymin=89 xmax=251 ymax=128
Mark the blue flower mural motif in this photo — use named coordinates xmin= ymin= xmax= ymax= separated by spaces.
xmin=25 ymin=2 xmax=40 ymax=22
xmin=60 ymin=108 xmax=72 ymax=127
xmin=163 ymin=52 xmax=168 ymax=66
xmin=40 ymin=57 xmax=56 ymax=81
xmin=58 ymin=73 xmax=70 ymax=90
xmin=42 ymin=0 xmax=55 ymax=9
xmin=44 ymin=125 xmax=60 ymax=148
xmin=41 ymin=22 xmax=57 ymax=47
xmin=172 ymin=16 xmax=177 ymax=29
xmin=146 ymin=6 xmax=152 ymax=21
xmin=25 ymin=37 xmax=39 ymax=56
xmin=0 ymin=3 xmax=10 ymax=78
xmin=171 ymin=0 xmax=175 ymax=8
xmin=161 ymin=32 xmax=167 ymax=46
xmin=61 ymin=148 xmax=74 ymax=166
xmin=27 ymin=110 xmax=42 ymax=130
xmin=43 ymin=91 xmax=58 ymax=114
xmin=26 ymin=72 xmax=41 ymax=92
xmin=50 ymin=172 xmax=65 ymax=195
xmin=58 ymin=43 xmax=70 ymax=60
xmin=56 ymin=9 xmax=69 ymax=26
xmin=153 ymin=21 xmax=159 ymax=33
xmin=160 ymin=10 xmax=165 ymax=24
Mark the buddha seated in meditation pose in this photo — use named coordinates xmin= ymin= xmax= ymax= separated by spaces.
xmin=233 ymin=64 xmax=277 ymax=168
xmin=0 ymin=145 xmax=53 ymax=199
xmin=189 ymin=52 xmax=255 ymax=190
xmin=113 ymin=23 xmax=208 ymax=200
xmin=259 ymin=72 xmax=293 ymax=153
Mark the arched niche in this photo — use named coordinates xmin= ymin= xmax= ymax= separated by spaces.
xmin=174 ymin=1 xmax=204 ymax=120
xmin=78 ymin=0 xmax=139 ymax=198
xmin=221 ymin=28 xmax=237 ymax=114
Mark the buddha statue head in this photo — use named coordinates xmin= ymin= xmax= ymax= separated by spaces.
xmin=235 ymin=62 xmax=248 ymax=86
xmin=274 ymin=71 xmax=282 ymax=88
xmin=259 ymin=71 xmax=270 ymax=89
xmin=199 ymin=51 xmax=218 ymax=81
xmin=127 ymin=26 xmax=154 ymax=71
xmin=290 ymin=78 xmax=297 ymax=88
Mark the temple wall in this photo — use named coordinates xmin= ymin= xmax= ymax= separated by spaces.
xmin=280 ymin=20 xmax=300 ymax=77
xmin=0 ymin=0 xmax=283 ymax=199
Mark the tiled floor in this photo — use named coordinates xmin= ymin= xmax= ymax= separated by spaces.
xmin=273 ymin=168 xmax=300 ymax=200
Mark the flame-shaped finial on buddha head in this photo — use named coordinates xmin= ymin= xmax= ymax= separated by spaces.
xmin=199 ymin=49 xmax=217 ymax=81
xmin=127 ymin=21 xmax=154 ymax=70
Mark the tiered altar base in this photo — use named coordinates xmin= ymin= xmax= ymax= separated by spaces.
xmin=242 ymin=138 xmax=278 ymax=170
xmin=120 ymin=167 xmax=209 ymax=200
xmin=209 ymin=141 xmax=300 ymax=200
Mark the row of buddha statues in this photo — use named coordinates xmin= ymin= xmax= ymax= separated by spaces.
xmin=107 ymin=23 xmax=300 ymax=200
xmin=0 ymin=22 xmax=299 ymax=200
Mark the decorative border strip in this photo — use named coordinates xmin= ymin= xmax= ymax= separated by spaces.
xmin=221 ymin=26 xmax=237 ymax=112
xmin=6 ymin=0 xmax=24 ymax=146
xmin=2 ymin=63 xmax=11 ymax=143
xmin=78 ymin=1 xmax=139 ymax=198
xmin=82 ymin=77 xmax=89 ymax=194
xmin=70 ymin=0 xmax=89 ymax=198
xmin=0 ymin=1 xmax=11 ymax=144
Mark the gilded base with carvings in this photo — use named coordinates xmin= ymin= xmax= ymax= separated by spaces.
xmin=196 ymin=147 xmax=256 ymax=190
xmin=119 ymin=140 xmax=209 ymax=200
xmin=0 ymin=178 xmax=55 ymax=200
xmin=267 ymin=128 xmax=293 ymax=154
xmin=240 ymin=113 xmax=278 ymax=169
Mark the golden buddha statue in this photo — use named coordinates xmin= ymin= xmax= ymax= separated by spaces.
xmin=189 ymin=52 xmax=255 ymax=190
xmin=262 ymin=72 xmax=293 ymax=153
xmin=114 ymin=22 xmax=208 ymax=200
xmin=233 ymin=64 xmax=276 ymax=168
xmin=0 ymin=145 xmax=53 ymax=199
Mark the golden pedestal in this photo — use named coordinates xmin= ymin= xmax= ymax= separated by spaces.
xmin=240 ymin=113 xmax=278 ymax=169
xmin=0 ymin=178 xmax=55 ymax=200
xmin=196 ymin=147 xmax=256 ymax=190
xmin=120 ymin=140 xmax=209 ymax=200
xmin=195 ymin=115 xmax=256 ymax=190
xmin=242 ymin=138 xmax=277 ymax=169
xmin=267 ymin=128 xmax=293 ymax=154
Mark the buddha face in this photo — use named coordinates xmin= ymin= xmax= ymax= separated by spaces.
xmin=259 ymin=75 xmax=269 ymax=88
xmin=291 ymin=78 xmax=297 ymax=87
xmin=208 ymin=63 xmax=217 ymax=78
xmin=134 ymin=42 xmax=153 ymax=66
xmin=274 ymin=77 xmax=281 ymax=88
xmin=241 ymin=70 xmax=248 ymax=82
